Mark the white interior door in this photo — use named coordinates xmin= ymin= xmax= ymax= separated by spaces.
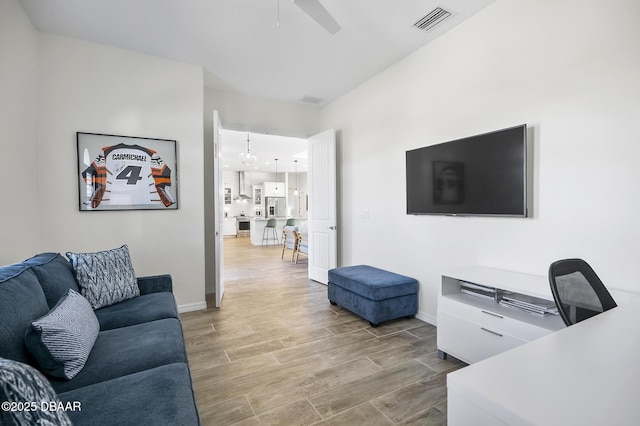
xmin=213 ymin=110 xmax=225 ymax=307
xmin=308 ymin=128 xmax=337 ymax=284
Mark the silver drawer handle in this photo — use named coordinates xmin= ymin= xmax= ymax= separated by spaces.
xmin=481 ymin=327 xmax=503 ymax=337
xmin=481 ymin=310 xmax=504 ymax=319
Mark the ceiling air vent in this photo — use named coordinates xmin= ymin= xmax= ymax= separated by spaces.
xmin=413 ymin=7 xmax=452 ymax=32
xmin=301 ymin=95 xmax=323 ymax=104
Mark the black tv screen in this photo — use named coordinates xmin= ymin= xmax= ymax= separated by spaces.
xmin=406 ymin=124 xmax=527 ymax=217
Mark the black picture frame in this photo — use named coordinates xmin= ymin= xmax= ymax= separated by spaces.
xmin=76 ymin=132 xmax=179 ymax=211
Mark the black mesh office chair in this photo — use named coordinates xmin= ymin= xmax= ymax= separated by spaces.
xmin=548 ymin=258 xmax=617 ymax=326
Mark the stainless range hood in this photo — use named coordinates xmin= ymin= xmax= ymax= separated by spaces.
xmin=236 ymin=171 xmax=251 ymax=201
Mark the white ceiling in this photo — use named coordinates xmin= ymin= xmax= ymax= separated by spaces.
xmin=19 ymin=0 xmax=494 ymax=106
xmin=221 ymin=129 xmax=307 ymax=173
xmin=18 ymin=0 xmax=494 ymax=171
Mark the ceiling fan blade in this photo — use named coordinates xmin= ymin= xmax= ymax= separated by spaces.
xmin=293 ymin=0 xmax=341 ymax=35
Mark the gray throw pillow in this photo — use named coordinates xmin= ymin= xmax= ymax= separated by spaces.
xmin=24 ymin=289 xmax=100 ymax=380
xmin=0 ymin=357 xmax=73 ymax=425
xmin=66 ymin=244 xmax=140 ymax=309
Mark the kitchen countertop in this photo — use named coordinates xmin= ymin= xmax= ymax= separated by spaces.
xmin=250 ymin=218 xmax=307 ymax=246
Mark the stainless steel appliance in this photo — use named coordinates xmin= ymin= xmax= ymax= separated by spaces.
xmin=265 ymin=197 xmax=286 ymax=218
xmin=236 ymin=216 xmax=250 ymax=237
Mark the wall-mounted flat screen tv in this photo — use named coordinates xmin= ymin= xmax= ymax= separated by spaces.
xmin=406 ymin=124 xmax=527 ymax=217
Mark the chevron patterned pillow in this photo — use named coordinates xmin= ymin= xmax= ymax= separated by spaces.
xmin=24 ymin=289 xmax=100 ymax=380
xmin=66 ymin=245 xmax=140 ymax=309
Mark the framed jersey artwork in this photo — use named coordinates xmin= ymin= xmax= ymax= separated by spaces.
xmin=77 ymin=132 xmax=179 ymax=211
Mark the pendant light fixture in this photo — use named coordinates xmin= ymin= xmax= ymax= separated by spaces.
xmin=294 ymin=160 xmax=299 ymax=196
xmin=240 ymin=133 xmax=257 ymax=165
xmin=274 ymin=158 xmax=280 ymax=195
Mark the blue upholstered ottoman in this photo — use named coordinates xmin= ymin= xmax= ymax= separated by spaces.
xmin=328 ymin=265 xmax=418 ymax=327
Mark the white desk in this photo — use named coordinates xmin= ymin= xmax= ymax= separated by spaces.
xmin=447 ymin=289 xmax=640 ymax=425
xmin=438 ymin=267 xmax=565 ymax=364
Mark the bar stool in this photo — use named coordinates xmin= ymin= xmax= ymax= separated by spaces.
xmin=262 ymin=218 xmax=279 ymax=245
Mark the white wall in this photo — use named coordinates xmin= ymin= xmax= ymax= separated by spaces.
xmin=0 ymin=0 xmax=40 ymax=263
xmin=320 ymin=0 xmax=640 ymax=323
xmin=35 ymin=33 xmax=206 ymax=311
xmin=205 ymin=88 xmax=320 ymax=138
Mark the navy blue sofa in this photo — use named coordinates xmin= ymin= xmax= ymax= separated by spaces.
xmin=0 ymin=252 xmax=201 ymax=425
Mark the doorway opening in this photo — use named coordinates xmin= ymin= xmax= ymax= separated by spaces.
xmin=209 ymin=114 xmax=337 ymax=308
xmin=219 ymin=129 xmax=309 ymax=283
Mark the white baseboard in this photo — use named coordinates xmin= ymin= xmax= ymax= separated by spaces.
xmin=178 ymin=301 xmax=207 ymax=313
xmin=416 ymin=310 xmax=437 ymax=326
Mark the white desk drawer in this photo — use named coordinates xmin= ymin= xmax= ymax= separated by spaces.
xmin=437 ymin=311 xmax=527 ymax=364
xmin=439 ymin=296 xmax=552 ymax=342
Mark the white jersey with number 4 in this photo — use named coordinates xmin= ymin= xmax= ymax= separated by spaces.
xmin=106 ymin=145 xmax=158 ymax=205
xmin=82 ymin=143 xmax=174 ymax=207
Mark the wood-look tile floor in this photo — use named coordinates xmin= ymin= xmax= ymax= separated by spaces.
xmin=180 ymin=237 xmax=464 ymax=425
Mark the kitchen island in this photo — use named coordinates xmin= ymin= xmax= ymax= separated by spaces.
xmin=251 ymin=217 xmax=304 ymax=246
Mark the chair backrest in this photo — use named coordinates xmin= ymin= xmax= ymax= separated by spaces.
xmin=548 ymin=258 xmax=617 ymax=326
xmin=296 ymin=231 xmax=309 ymax=254
xmin=285 ymin=218 xmax=296 ymax=226
xmin=282 ymin=226 xmax=298 ymax=250
xmin=266 ymin=218 xmax=276 ymax=227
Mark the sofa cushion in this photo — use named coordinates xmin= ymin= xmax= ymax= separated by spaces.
xmin=58 ymin=363 xmax=200 ymax=426
xmin=0 ymin=358 xmax=73 ymax=426
xmin=94 ymin=291 xmax=178 ymax=331
xmin=328 ymin=265 xmax=418 ymax=301
xmin=66 ymin=245 xmax=140 ymax=309
xmin=29 ymin=253 xmax=80 ymax=309
xmin=25 ymin=289 xmax=100 ymax=380
xmin=0 ymin=266 xmax=49 ymax=365
xmin=48 ymin=317 xmax=188 ymax=393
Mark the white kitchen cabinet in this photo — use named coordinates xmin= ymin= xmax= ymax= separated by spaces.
xmin=437 ymin=266 xmax=564 ymax=364
xmin=223 ymin=217 xmax=236 ymax=236
xmin=252 ymin=184 xmax=262 ymax=205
